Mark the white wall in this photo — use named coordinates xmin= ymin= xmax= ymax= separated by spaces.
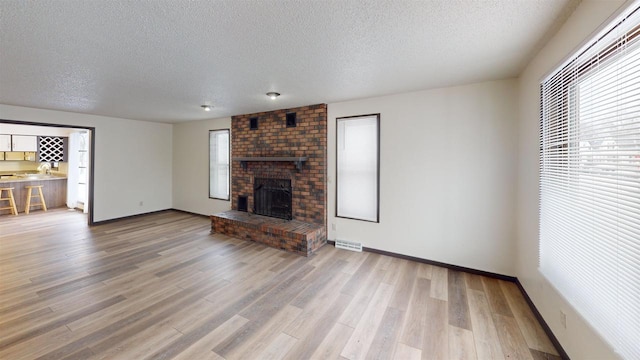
xmin=328 ymin=79 xmax=518 ymax=276
xmin=172 ymin=117 xmax=232 ymax=216
xmin=0 ymin=123 xmax=76 ymax=136
xmin=516 ymin=1 xmax=626 ymax=359
xmin=0 ymin=104 xmax=173 ymax=222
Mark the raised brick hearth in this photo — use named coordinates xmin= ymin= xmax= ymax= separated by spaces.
xmin=211 ymin=104 xmax=327 ymax=256
xmin=211 ymin=210 xmax=326 ymax=256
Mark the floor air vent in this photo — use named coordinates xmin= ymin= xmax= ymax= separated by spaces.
xmin=335 ymin=239 xmax=362 ymax=252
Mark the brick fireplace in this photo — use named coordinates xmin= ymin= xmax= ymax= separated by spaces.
xmin=211 ymin=104 xmax=327 ymax=256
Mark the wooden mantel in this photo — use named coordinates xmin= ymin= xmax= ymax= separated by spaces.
xmin=233 ymin=156 xmax=308 ymax=171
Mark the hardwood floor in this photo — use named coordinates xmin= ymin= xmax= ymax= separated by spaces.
xmin=0 ymin=209 xmax=561 ymax=360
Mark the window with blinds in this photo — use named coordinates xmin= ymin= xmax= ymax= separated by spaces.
xmin=336 ymin=114 xmax=380 ymax=222
xmin=209 ymin=129 xmax=230 ymax=200
xmin=539 ymin=3 xmax=640 ymax=359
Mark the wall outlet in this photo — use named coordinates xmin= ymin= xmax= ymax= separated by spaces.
xmin=139 ymin=201 xmax=144 ymax=206
xmin=331 ymin=223 xmax=336 ymax=231
xmin=560 ymin=310 xmax=567 ymax=329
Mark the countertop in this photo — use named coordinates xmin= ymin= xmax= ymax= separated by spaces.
xmin=0 ymin=174 xmax=68 ymax=184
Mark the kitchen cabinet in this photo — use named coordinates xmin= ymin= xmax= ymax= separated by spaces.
xmin=0 ymin=135 xmax=11 ymax=151
xmin=11 ymin=135 xmax=38 ymax=152
xmin=0 ymin=135 xmax=37 ymax=161
xmin=5 ymin=152 xmax=35 ymax=161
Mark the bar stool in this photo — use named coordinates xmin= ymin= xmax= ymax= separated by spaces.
xmin=0 ymin=187 xmax=18 ymax=215
xmin=25 ymin=185 xmax=47 ymax=214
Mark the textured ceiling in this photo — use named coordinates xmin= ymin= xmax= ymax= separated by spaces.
xmin=0 ymin=0 xmax=577 ymax=123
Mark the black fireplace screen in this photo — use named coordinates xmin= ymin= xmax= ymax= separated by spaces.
xmin=253 ymin=178 xmax=292 ymax=220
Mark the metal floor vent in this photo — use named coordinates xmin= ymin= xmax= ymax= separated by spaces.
xmin=335 ymin=239 xmax=362 ymax=252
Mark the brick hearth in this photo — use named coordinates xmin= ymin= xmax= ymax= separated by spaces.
xmin=211 ymin=104 xmax=327 ymax=256
xmin=211 ymin=210 xmax=326 ymax=256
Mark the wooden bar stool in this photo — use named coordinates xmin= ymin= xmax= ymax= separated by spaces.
xmin=25 ymin=185 xmax=47 ymax=214
xmin=0 ymin=187 xmax=18 ymax=215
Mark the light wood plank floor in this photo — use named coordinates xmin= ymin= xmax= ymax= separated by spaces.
xmin=0 ymin=209 xmax=562 ymax=360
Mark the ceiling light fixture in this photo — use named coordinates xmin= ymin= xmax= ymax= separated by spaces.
xmin=266 ymin=92 xmax=280 ymax=100
xmin=201 ymin=105 xmax=211 ymax=111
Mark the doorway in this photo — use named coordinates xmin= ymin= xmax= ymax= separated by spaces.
xmin=0 ymin=120 xmax=95 ymax=224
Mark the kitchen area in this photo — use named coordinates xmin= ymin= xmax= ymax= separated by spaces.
xmin=0 ymin=123 xmax=90 ymax=216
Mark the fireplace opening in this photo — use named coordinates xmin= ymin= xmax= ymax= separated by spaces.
xmin=254 ymin=178 xmax=292 ymax=220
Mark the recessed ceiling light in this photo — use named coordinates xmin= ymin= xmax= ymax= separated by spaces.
xmin=266 ymin=92 xmax=280 ymax=100
xmin=201 ymin=105 xmax=211 ymax=111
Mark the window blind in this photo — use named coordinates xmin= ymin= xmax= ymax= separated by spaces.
xmin=539 ymin=3 xmax=640 ymax=359
xmin=209 ymin=129 xmax=230 ymax=200
xmin=336 ymin=114 xmax=380 ymax=222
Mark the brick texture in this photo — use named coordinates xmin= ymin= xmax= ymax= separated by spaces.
xmin=211 ymin=210 xmax=326 ymax=256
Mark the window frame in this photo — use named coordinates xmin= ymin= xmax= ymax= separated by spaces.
xmin=335 ymin=113 xmax=380 ymax=223
xmin=209 ymin=129 xmax=230 ymax=201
